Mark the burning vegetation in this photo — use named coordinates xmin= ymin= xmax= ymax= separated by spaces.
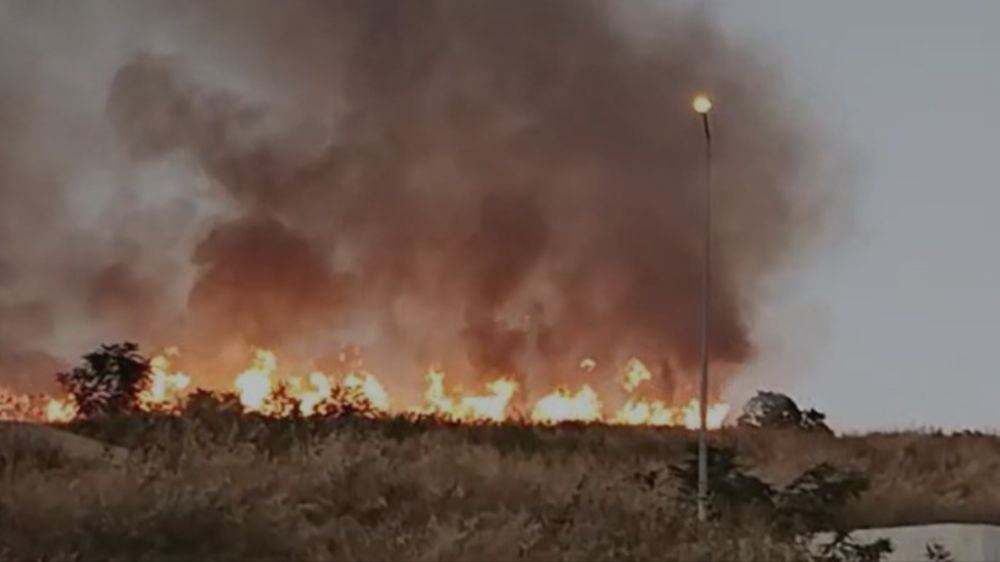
xmin=2 ymin=343 xmax=729 ymax=429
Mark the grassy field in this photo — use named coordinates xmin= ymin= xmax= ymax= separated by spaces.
xmin=3 ymin=412 xmax=999 ymax=561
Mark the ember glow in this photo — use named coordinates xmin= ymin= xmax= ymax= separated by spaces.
xmin=0 ymin=349 xmax=729 ymax=429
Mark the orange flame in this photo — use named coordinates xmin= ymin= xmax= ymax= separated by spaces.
xmin=139 ymin=347 xmax=191 ymax=411
xmin=17 ymin=347 xmax=727 ymax=429
xmin=286 ymin=372 xmax=334 ymax=416
xmin=621 ymin=357 xmax=652 ymax=393
xmin=342 ymin=371 xmax=391 ymax=412
xmin=44 ymin=397 xmax=78 ymax=423
xmin=234 ymin=349 xmax=277 ymax=412
xmin=413 ymin=369 xmax=519 ymax=422
xmin=610 ymin=358 xmax=731 ymax=427
xmin=531 ymin=385 xmax=603 ymax=424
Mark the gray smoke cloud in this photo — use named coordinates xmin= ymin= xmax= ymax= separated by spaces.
xmin=0 ymin=0 xmax=836 ymax=401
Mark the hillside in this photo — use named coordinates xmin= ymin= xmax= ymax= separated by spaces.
xmin=3 ymin=414 xmax=999 ymax=561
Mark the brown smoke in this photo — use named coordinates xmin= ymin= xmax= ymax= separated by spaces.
xmin=187 ymin=215 xmax=351 ymax=350
xmin=0 ymin=0 xmax=833 ymax=395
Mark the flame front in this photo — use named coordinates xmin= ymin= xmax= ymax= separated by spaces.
xmin=293 ymin=372 xmax=333 ymax=416
xmin=44 ymin=398 xmax=78 ymax=423
xmin=531 ymin=385 xmax=603 ymax=424
xmin=234 ymin=349 xmax=277 ymax=412
xmin=7 ymin=348 xmax=728 ymax=429
xmin=610 ymin=358 xmax=731 ymax=427
xmin=415 ymin=369 xmax=518 ymax=423
xmin=139 ymin=347 xmax=191 ymax=411
xmin=342 ymin=371 xmax=391 ymax=412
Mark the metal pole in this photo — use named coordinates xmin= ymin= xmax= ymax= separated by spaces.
xmin=696 ymin=107 xmax=712 ymax=523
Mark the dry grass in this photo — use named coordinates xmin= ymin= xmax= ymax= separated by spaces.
xmin=734 ymin=429 xmax=1000 ymax=527
xmin=2 ymin=413 xmax=998 ymax=561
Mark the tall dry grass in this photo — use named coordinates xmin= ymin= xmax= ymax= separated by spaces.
xmin=2 ymin=413 xmax=997 ymax=561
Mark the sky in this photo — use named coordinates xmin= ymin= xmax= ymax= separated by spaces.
xmin=2 ymin=1 xmax=999 ymax=432
xmin=706 ymin=1 xmax=1000 ymax=430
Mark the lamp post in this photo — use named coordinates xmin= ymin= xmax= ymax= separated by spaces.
xmin=692 ymin=93 xmax=712 ymax=523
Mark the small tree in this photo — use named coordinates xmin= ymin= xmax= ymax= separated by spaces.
xmin=56 ymin=342 xmax=151 ymax=417
xmin=776 ymin=462 xmax=870 ymax=534
xmin=738 ymin=391 xmax=832 ymax=433
xmin=668 ymin=443 xmax=893 ymax=562
xmin=669 ymin=442 xmax=775 ymax=519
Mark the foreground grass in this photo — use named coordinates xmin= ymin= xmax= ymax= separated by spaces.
xmin=3 ymin=413 xmax=999 ymax=561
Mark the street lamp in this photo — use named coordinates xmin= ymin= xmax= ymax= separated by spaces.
xmin=692 ymin=93 xmax=712 ymax=523
xmin=692 ymin=94 xmax=712 ymax=116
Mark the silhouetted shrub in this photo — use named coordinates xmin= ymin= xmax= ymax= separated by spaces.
xmin=776 ymin=462 xmax=870 ymax=534
xmin=738 ymin=391 xmax=832 ymax=434
xmin=670 ymin=442 xmax=892 ymax=561
xmin=670 ymin=442 xmax=776 ymax=518
xmin=56 ymin=342 xmax=151 ymax=418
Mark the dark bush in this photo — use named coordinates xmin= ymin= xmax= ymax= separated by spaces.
xmin=56 ymin=342 xmax=151 ymax=418
xmin=738 ymin=391 xmax=832 ymax=434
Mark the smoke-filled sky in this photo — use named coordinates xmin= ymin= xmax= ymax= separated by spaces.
xmin=3 ymin=1 xmax=995 ymax=430
xmin=0 ymin=0 xmax=838 ymax=406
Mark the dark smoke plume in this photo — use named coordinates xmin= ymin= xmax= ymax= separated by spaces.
xmin=0 ymin=0 xmax=833 ymax=398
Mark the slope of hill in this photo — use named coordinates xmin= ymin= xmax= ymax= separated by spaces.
xmin=2 ymin=415 xmax=997 ymax=561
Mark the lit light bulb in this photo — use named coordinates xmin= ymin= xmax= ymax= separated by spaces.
xmin=692 ymin=94 xmax=712 ymax=115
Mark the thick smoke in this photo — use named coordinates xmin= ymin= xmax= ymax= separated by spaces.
xmin=0 ymin=0 xmax=831 ymax=400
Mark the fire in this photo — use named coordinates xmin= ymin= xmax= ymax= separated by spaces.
xmin=460 ymin=379 xmax=518 ymax=422
xmin=287 ymin=372 xmax=333 ymax=416
xmin=682 ymin=398 xmax=731 ymax=429
xmin=12 ymin=347 xmax=728 ymax=429
xmin=342 ymin=371 xmax=391 ymax=412
xmin=44 ymin=398 xmax=78 ymax=423
xmin=1 ymin=386 xmax=77 ymax=423
xmin=234 ymin=349 xmax=277 ymax=412
xmin=531 ymin=385 xmax=603 ymax=424
xmin=139 ymin=347 xmax=191 ymax=411
xmin=416 ymin=369 xmax=519 ymax=422
xmin=621 ymin=357 xmax=652 ymax=393
xmin=614 ymin=397 xmax=729 ymax=428
xmin=610 ymin=358 xmax=731 ymax=427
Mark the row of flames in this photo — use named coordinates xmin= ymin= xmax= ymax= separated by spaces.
xmin=1 ymin=348 xmax=730 ymax=428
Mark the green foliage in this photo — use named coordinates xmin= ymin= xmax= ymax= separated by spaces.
xmin=56 ymin=342 xmax=151 ymax=417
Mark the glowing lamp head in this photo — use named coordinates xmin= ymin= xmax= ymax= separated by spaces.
xmin=692 ymin=95 xmax=712 ymax=115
